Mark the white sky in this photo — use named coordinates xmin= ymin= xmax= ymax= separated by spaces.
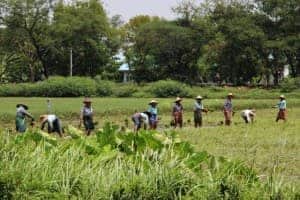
xmin=102 ymin=0 xmax=179 ymax=22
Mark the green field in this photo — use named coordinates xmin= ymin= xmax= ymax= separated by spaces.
xmin=0 ymin=97 xmax=299 ymax=198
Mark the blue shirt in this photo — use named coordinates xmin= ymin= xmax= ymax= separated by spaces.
xmin=224 ymin=99 xmax=232 ymax=111
xmin=277 ymin=100 xmax=286 ymax=110
xmin=148 ymin=106 xmax=158 ymax=115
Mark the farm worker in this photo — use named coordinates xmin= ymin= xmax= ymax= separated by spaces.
xmin=240 ymin=109 xmax=256 ymax=124
xmin=275 ymin=95 xmax=287 ymax=122
xmin=132 ymin=111 xmax=150 ymax=132
xmin=15 ymin=104 xmax=35 ymax=133
xmin=223 ymin=93 xmax=234 ymax=126
xmin=194 ymin=96 xmax=208 ymax=128
xmin=148 ymin=100 xmax=159 ymax=129
xmin=39 ymin=114 xmax=63 ymax=137
xmin=80 ymin=97 xmax=94 ymax=136
xmin=172 ymin=97 xmax=184 ymax=128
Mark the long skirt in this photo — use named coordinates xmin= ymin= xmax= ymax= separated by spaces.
xmin=16 ymin=116 xmax=26 ymax=133
xmin=174 ymin=112 xmax=183 ymax=127
xmin=277 ymin=109 xmax=287 ymax=121
xmin=224 ymin=110 xmax=232 ymax=125
xmin=194 ymin=111 xmax=203 ymax=127
xmin=83 ymin=116 xmax=95 ymax=131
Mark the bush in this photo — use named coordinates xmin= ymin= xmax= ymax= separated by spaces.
xmin=113 ymin=84 xmax=138 ymax=97
xmin=95 ymin=80 xmax=114 ymax=97
xmin=149 ymin=80 xmax=192 ymax=98
xmin=280 ymin=77 xmax=300 ymax=92
xmin=38 ymin=76 xmax=97 ymax=97
xmin=0 ymin=76 xmax=97 ymax=97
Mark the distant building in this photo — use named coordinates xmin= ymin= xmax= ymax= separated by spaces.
xmin=114 ymin=50 xmax=132 ymax=83
xmin=118 ymin=63 xmax=130 ymax=83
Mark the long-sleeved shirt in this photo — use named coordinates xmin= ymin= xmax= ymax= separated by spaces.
xmin=224 ymin=99 xmax=233 ymax=111
xmin=194 ymin=101 xmax=204 ymax=112
xmin=81 ymin=106 xmax=93 ymax=118
xmin=16 ymin=106 xmax=33 ymax=119
xmin=173 ymin=103 xmax=183 ymax=113
xmin=148 ymin=106 xmax=158 ymax=115
xmin=277 ymin=100 xmax=287 ymax=110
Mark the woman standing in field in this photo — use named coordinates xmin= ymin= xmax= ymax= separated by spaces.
xmin=223 ymin=93 xmax=234 ymax=126
xmin=194 ymin=96 xmax=208 ymax=128
xmin=80 ymin=97 xmax=94 ymax=136
xmin=275 ymin=95 xmax=287 ymax=122
xmin=15 ymin=104 xmax=35 ymax=133
xmin=148 ymin=100 xmax=158 ymax=129
xmin=172 ymin=97 xmax=184 ymax=128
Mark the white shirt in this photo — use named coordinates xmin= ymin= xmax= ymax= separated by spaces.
xmin=140 ymin=113 xmax=149 ymax=125
xmin=241 ymin=110 xmax=255 ymax=122
xmin=46 ymin=114 xmax=57 ymax=129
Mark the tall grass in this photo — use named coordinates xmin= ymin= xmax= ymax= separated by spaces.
xmin=0 ymin=124 xmax=299 ymax=199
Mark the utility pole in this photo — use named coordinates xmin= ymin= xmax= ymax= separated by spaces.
xmin=70 ymin=48 xmax=73 ymax=77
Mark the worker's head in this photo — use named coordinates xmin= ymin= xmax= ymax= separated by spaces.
xmin=16 ymin=104 xmax=29 ymax=110
xmin=227 ymin=93 xmax=234 ymax=99
xmin=175 ymin=97 xmax=182 ymax=104
xmin=83 ymin=97 xmax=92 ymax=107
xmin=196 ymin=96 xmax=203 ymax=102
xmin=149 ymin=100 xmax=158 ymax=107
xmin=279 ymin=95 xmax=285 ymax=100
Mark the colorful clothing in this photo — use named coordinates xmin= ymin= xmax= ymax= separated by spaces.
xmin=194 ymin=101 xmax=203 ymax=127
xmin=81 ymin=106 xmax=94 ymax=131
xmin=132 ymin=113 xmax=149 ymax=130
xmin=277 ymin=100 xmax=286 ymax=110
xmin=276 ymin=100 xmax=287 ymax=121
xmin=224 ymin=99 xmax=233 ymax=125
xmin=173 ymin=103 xmax=183 ymax=128
xmin=148 ymin=106 xmax=158 ymax=129
xmin=15 ymin=106 xmax=27 ymax=133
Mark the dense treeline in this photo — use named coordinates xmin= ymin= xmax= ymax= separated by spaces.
xmin=0 ymin=0 xmax=299 ymax=85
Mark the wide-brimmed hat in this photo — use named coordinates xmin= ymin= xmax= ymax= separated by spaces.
xmin=83 ymin=97 xmax=92 ymax=103
xmin=196 ymin=96 xmax=203 ymax=100
xmin=175 ymin=97 xmax=182 ymax=102
xmin=149 ymin=100 xmax=158 ymax=105
xmin=16 ymin=104 xmax=29 ymax=110
xmin=227 ymin=93 xmax=234 ymax=97
xmin=279 ymin=95 xmax=285 ymax=99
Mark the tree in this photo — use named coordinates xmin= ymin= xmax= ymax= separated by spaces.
xmin=202 ymin=2 xmax=266 ymax=85
xmin=49 ymin=0 xmax=119 ymax=77
xmin=255 ymin=0 xmax=300 ymax=78
xmin=132 ymin=21 xmax=202 ymax=83
xmin=0 ymin=0 xmax=53 ymax=79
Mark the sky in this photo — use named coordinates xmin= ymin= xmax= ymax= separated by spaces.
xmin=102 ymin=0 xmax=179 ymax=22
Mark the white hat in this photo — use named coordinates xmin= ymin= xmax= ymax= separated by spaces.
xmin=196 ymin=96 xmax=203 ymax=100
xmin=149 ymin=100 xmax=158 ymax=104
xmin=175 ymin=97 xmax=182 ymax=102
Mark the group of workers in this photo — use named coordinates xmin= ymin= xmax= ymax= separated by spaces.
xmin=14 ymin=94 xmax=287 ymax=136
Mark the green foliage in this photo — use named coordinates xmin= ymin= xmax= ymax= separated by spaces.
xmin=95 ymin=80 xmax=115 ymax=97
xmin=0 ymin=122 xmax=298 ymax=199
xmin=280 ymin=77 xmax=300 ymax=92
xmin=113 ymin=84 xmax=138 ymax=97
xmin=149 ymin=80 xmax=192 ymax=97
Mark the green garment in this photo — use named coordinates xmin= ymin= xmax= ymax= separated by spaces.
xmin=16 ymin=116 xmax=26 ymax=133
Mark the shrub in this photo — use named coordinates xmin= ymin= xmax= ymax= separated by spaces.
xmin=38 ymin=76 xmax=97 ymax=97
xmin=280 ymin=77 xmax=300 ymax=92
xmin=149 ymin=80 xmax=192 ymax=98
xmin=113 ymin=84 xmax=138 ymax=97
xmin=95 ymin=80 xmax=114 ymax=97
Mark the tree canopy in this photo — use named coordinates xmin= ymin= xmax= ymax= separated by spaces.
xmin=0 ymin=0 xmax=299 ymax=85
